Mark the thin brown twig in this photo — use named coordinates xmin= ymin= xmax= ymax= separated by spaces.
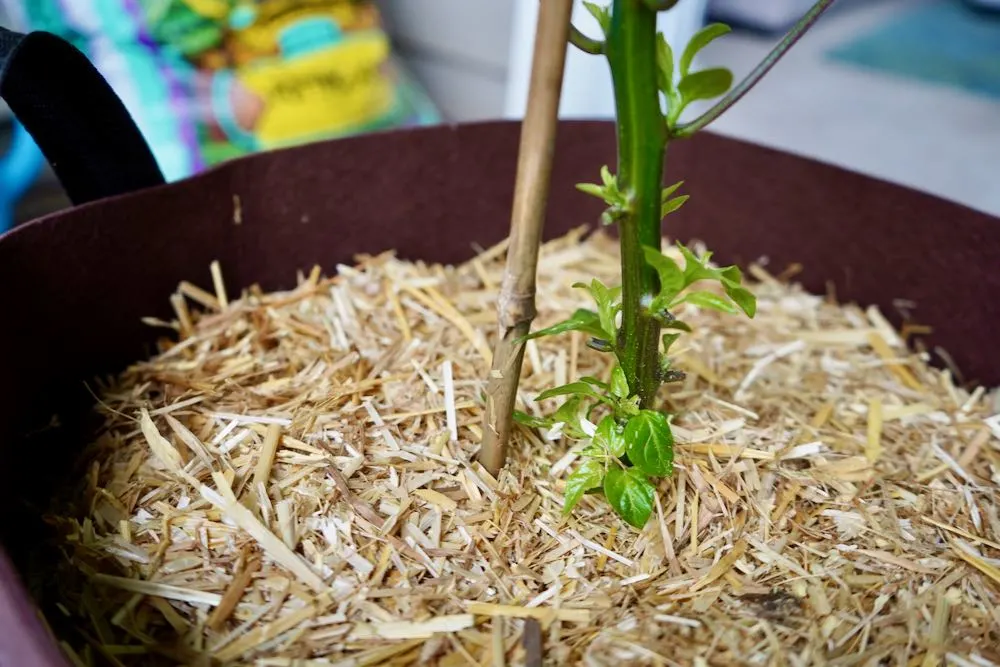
xmin=480 ymin=0 xmax=574 ymax=477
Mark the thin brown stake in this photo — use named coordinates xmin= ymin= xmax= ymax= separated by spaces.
xmin=480 ymin=0 xmax=573 ymax=477
xmin=523 ymin=618 xmax=543 ymax=667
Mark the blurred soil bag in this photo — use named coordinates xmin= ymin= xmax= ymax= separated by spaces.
xmin=2 ymin=0 xmax=440 ymax=180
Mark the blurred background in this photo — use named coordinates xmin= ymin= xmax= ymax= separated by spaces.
xmin=2 ymin=0 xmax=1000 ymax=231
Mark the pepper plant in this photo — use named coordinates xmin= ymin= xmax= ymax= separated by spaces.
xmin=515 ymin=0 xmax=834 ymax=528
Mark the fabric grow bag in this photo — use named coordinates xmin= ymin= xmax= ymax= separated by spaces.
xmin=1 ymin=25 xmax=999 ymax=667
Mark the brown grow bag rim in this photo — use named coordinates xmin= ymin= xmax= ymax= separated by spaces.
xmin=1 ymin=119 xmax=998 ymax=667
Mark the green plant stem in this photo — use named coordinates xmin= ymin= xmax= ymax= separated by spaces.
xmin=643 ymin=0 xmax=680 ymax=9
xmin=606 ymin=0 xmax=666 ymax=408
xmin=569 ymin=24 xmax=605 ymax=54
xmin=672 ymin=0 xmax=835 ymax=137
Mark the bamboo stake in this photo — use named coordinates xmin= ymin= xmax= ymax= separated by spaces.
xmin=480 ymin=0 xmax=574 ymax=477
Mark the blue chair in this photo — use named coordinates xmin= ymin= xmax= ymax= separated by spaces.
xmin=0 ymin=117 xmax=45 ymax=233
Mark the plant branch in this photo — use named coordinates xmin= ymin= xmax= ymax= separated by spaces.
xmin=643 ymin=0 xmax=680 ymax=10
xmin=671 ymin=0 xmax=835 ymax=137
xmin=569 ymin=23 xmax=604 ymax=54
xmin=480 ymin=0 xmax=574 ymax=477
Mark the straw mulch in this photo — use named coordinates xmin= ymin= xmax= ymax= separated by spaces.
xmin=38 ymin=228 xmax=999 ymax=666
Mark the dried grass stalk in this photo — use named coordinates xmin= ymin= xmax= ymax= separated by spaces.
xmin=35 ymin=229 xmax=1000 ymax=666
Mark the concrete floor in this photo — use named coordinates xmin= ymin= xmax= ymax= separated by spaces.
xmin=692 ymin=0 xmax=1000 ymax=217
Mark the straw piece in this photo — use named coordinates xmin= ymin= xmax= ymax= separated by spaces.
xmin=213 ymin=595 xmax=333 ymax=663
xmin=691 ymin=540 xmax=747 ymax=592
xmin=867 ymin=331 xmax=922 ymax=390
xmin=866 ymin=398 xmax=883 ymax=462
xmin=735 ymin=340 xmax=805 ymax=400
xmin=401 ymin=285 xmax=492 ymax=365
xmin=210 ymin=260 xmax=229 ymax=309
xmin=207 ymin=555 xmax=261 ymax=630
xmin=351 ymin=614 xmax=474 ymax=640
xmin=413 ymin=489 xmax=458 ymax=512
xmin=466 ymin=603 xmax=590 ymax=624
xmin=442 ymin=360 xmax=458 ymax=442
xmin=254 ymin=423 xmax=283 ymax=489
xmin=492 ymin=617 xmax=507 ymax=667
xmin=951 ymin=542 xmax=1000 ymax=587
xmin=91 ymin=574 xmax=222 ymax=606
xmin=921 ymin=517 xmax=1000 ymax=551
xmin=39 ymin=230 xmax=1000 ymax=665
xmin=921 ymin=594 xmax=950 ymax=667
xmin=200 ymin=475 xmax=327 ymax=593
xmin=329 ymin=466 xmax=383 ymax=526
xmin=567 ymin=529 xmax=633 ymax=566
xmin=178 ymin=280 xmax=221 ymax=311
xmin=170 ymin=293 xmax=194 ymax=338
xmin=139 ymin=409 xmax=184 ymax=474
xmin=386 ymin=282 xmax=412 ymax=342
xmin=679 ymin=443 xmax=774 ymax=460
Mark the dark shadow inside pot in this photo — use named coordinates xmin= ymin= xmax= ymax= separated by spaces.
xmin=0 ymin=120 xmax=998 ymax=665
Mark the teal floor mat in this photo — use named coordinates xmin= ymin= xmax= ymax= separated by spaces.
xmin=826 ymin=1 xmax=1000 ymax=100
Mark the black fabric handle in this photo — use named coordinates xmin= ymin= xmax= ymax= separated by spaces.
xmin=0 ymin=27 xmax=165 ymax=206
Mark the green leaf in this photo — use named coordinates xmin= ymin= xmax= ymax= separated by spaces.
xmin=583 ymin=2 xmax=611 ymax=35
xmin=536 ymin=382 xmax=611 ymax=404
xmin=579 ymin=376 xmax=610 ymax=391
xmin=676 ymin=241 xmax=737 ymax=289
xmin=642 ymin=247 xmax=685 ymax=304
xmin=723 ymin=282 xmax=757 ymax=318
xmin=720 ymin=265 xmax=742 ymax=283
xmin=576 ymin=167 xmax=626 ymax=209
xmin=610 ymin=366 xmax=629 ymax=400
xmin=600 ymin=165 xmax=615 ymax=187
xmin=674 ymin=290 xmax=739 ymax=313
xmin=520 ymin=308 xmax=605 ymax=342
xmin=661 ymin=182 xmax=688 ymax=219
xmin=604 ymin=467 xmax=656 ymax=528
xmin=624 ymin=410 xmax=674 ymax=477
xmin=574 ymin=279 xmax=621 ymax=339
xmin=575 ymin=183 xmax=607 ymax=200
xmin=593 ymin=415 xmax=626 ymax=458
xmin=649 ymin=294 xmax=672 ymax=318
xmin=661 ymin=180 xmax=684 ymax=200
xmin=586 ymin=337 xmax=614 ymax=353
xmin=680 ymin=23 xmax=731 ymax=77
xmin=563 ymin=459 xmax=604 ymax=515
xmin=617 ymin=395 xmax=641 ymax=418
xmin=553 ymin=395 xmax=583 ymax=420
xmin=552 ymin=396 xmax=586 ymax=437
xmin=676 ymin=241 xmax=712 ymax=285
xmin=663 ymin=319 xmax=693 ymax=333
xmin=513 ymin=411 xmax=551 ymax=429
xmin=661 ymin=195 xmax=689 ymax=219
xmin=656 ymin=32 xmax=675 ymax=93
xmin=661 ymin=332 xmax=681 ymax=354
xmin=678 ymin=68 xmax=733 ymax=104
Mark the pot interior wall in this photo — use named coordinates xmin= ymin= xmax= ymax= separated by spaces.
xmin=0 ymin=119 xmax=998 ymax=664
